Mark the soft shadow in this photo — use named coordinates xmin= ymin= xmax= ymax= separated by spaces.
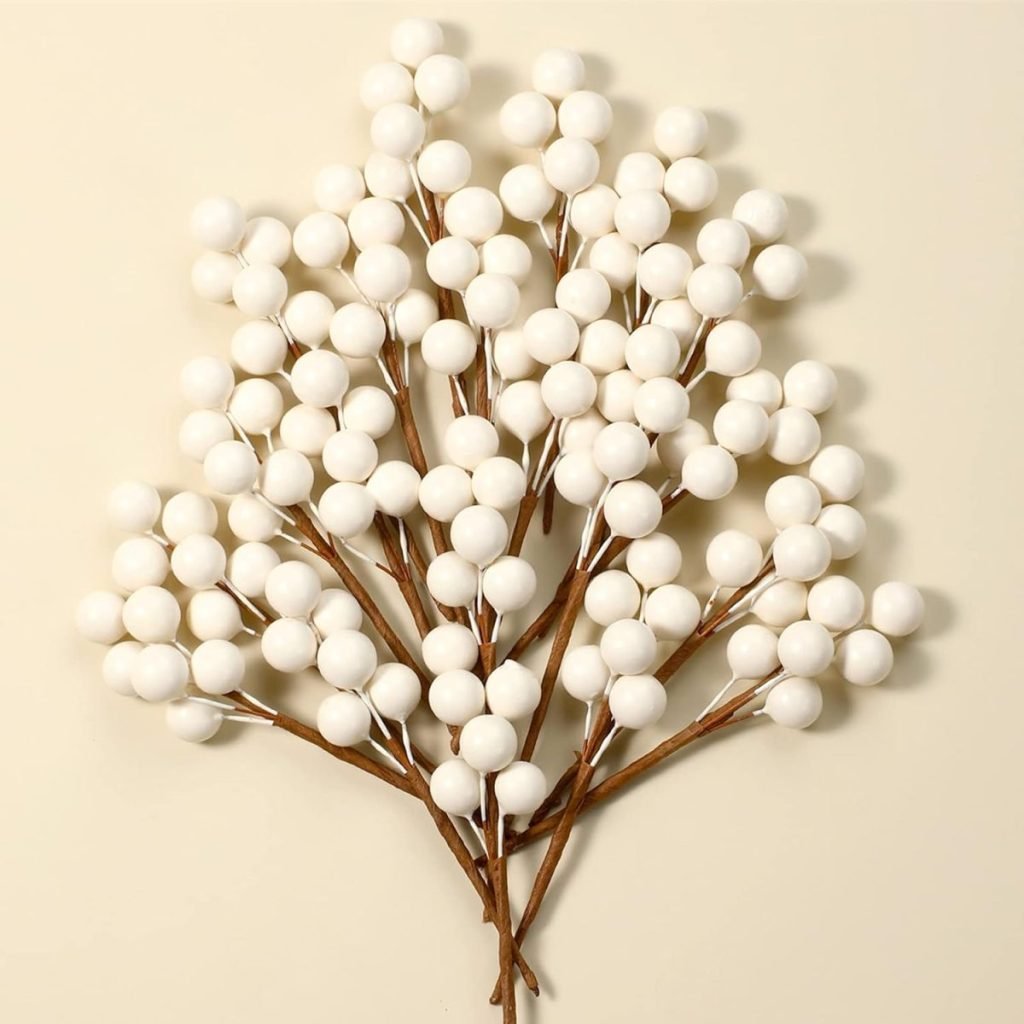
xmin=784 ymin=194 xmax=817 ymax=243
xmin=832 ymin=365 xmax=869 ymax=414
xmin=581 ymin=52 xmax=615 ymax=92
xmin=703 ymin=109 xmax=740 ymax=158
xmin=438 ymin=20 xmax=470 ymax=59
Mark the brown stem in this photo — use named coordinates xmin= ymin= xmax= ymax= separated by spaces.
xmin=507 ymin=492 xmax=539 ymax=557
xmin=374 ymin=513 xmax=432 ymax=640
xmin=484 ymin=777 xmax=516 ymax=1021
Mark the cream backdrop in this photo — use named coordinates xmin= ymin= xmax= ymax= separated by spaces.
xmin=1 ymin=2 xmax=1022 ymax=1022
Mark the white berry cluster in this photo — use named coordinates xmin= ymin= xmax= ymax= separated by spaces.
xmin=76 ymin=17 xmax=925 ymax=1016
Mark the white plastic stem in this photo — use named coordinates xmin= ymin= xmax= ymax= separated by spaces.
xmin=589 ymin=725 xmax=621 ymax=767
xmin=401 ymin=722 xmax=414 ymax=764
xmin=586 ymin=533 xmax=615 ymax=573
xmin=570 ymin=237 xmax=588 ymax=272
xmin=402 ymin=203 xmax=432 ymax=246
xmin=370 ymin=738 xmax=406 ymax=774
xmin=238 ymin=689 xmax=277 ymax=715
xmin=225 ymin=714 xmax=274 ymax=725
xmin=358 ymin=689 xmax=392 ymax=740
xmin=397 ymin=518 xmax=411 ymax=565
xmin=696 ymin=675 xmax=739 ymax=721
xmin=622 ymin=292 xmax=634 ymax=331
xmin=531 ymin=419 xmax=560 ymax=491
xmin=225 ymin=410 xmax=257 ymax=453
xmin=536 ymin=220 xmax=553 ymax=252
xmin=702 ymin=584 xmax=722 ymax=619
xmin=685 ymin=368 xmax=709 ymax=392
xmin=376 ymin=356 xmax=399 ymax=395
xmin=490 ymin=612 xmax=503 ymax=644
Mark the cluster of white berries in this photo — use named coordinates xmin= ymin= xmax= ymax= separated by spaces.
xmin=78 ymin=18 xmax=923 ymax=826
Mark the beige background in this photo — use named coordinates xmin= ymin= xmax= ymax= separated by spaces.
xmin=2 ymin=2 xmax=1023 ymax=1021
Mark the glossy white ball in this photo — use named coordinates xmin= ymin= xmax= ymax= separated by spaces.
xmin=609 ymin=674 xmax=667 ymax=730
xmin=317 ymin=629 xmax=378 ymax=689
xmin=459 ymin=715 xmax=519 ymax=773
xmin=643 ymin=584 xmax=701 ymax=641
xmin=870 ymin=582 xmax=925 ymax=638
xmin=773 ymin=524 xmax=832 ymax=582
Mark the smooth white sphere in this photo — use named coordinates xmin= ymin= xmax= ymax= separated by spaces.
xmin=347 ymin=197 xmax=405 ymax=250
xmin=680 ymin=445 xmax=738 ymax=500
xmin=686 ymin=263 xmax=743 ymax=319
xmin=328 ymin=306 xmax=385 ymax=361
xmin=495 ymin=761 xmax=547 ymax=816
xmin=637 ymin=243 xmax=693 ymax=300
xmin=783 ymin=360 xmax=838 ymax=415
xmin=166 ymin=700 xmax=223 ymax=743
xmin=111 ymin=537 xmax=169 ymax=592
xmin=459 ymin=715 xmax=519 ymax=773
xmin=764 ymin=677 xmax=823 ymax=728
xmin=609 ymin=674 xmax=667 ymax=730
xmin=585 ymin=570 xmax=641 ymax=626
xmin=560 ymin=645 xmax=609 ymax=702
xmin=713 ymin=399 xmax=770 ymax=454
xmin=312 ymin=589 xmax=363 ymax=636
xmin=558 ymin=89 xmax=613 ymax=143
xmin=370 ymin=102 xmax=425 ymax=160
xmin=765 ymin=476 xmax=823 ymax=530
xmin=227 ymin=542 xmax=280 ymax=598
xmin=752 ymin=579 xmax=808 ymax=628
xmin=472 ymin=457 xmax=527 ymax=511
xmin=541 ymin=361 xmax=597 ymax=419
xmin=232 ymin=263 xmax=288 ymax=317
xmin=323 ymin=429 xmax=378 ymax=483
xmin=656 ymin=419 xmax=711 ymax=473
xmin=705 ymin=530 xmax=764 ymax=587
xmin=593 ymin=422 xmax=650 ymax=481
xmin=231 ymin=320 xmax=287 ymax=376
xmin=499 ymin=162 xmax=557 ymax=223
xmin=426 ymin=551 xmax=479 ymax=608
xmin=414 ymin=54 xmax=470 ymax=114
xmin=486 ymin=662 xmax=541 ymax=720
xmin=422 ymin=623 xmax=479 ymax=675
xmin=696 ymin=218 xmax=751 ymax=269
xmin=181 ymin=355 xmax=234 ymax=410
xmin=317 ymin=691 xmax=371 ymax=747
xmin=366 ymin=663 xmax=421 ymax=722
xmin=393 ymin=287 xmax=442 ymax=347
xmin=430 ymin=758 xmax=481 ymax=816
xmin=500 ymin=91 xmax=557 ymax=149
xmin=483 ymin=556 xmax=537 ymax=612
xmin=643 ymin=584 xmax=701 ymax=640
xmin=752 ymin=244 xmax=808 ymax=301
xmin=186 ymin=589 xmax=242 ymax=642
xmin=450 ymin=505 xmax=509 ymax=567
xmin=625 ymin=324 xmax=681 ymax=381
xmin=190 ymin=639 xmax=245 ymax=695
xmin=497 ymin=380 xmax=552 ymax=443
xmin=614 ymin=191 xmax=671 ymax=249
xmin=229 ymin=378 xmax=283 ymax=435
xmin=578 ymin=319 xmax=627 ymax=374
xmin=807 ymin=576 xmax=865 ymax=632
xmin=560 ymin=408 xmax=608 ymax=452
xmin=543 ymin=137 xmax=600 ymax=196
xmin=318 ymin=482 xmax=377 ymax=539
xmin=870 ymin=582 xmax=925 ymax=638
xmin=604 ymin=480 xmax=663 ymax=538
xmin=363 ymin=152 xmax=414 ymax=202
xmin=524 ymin=308 xmax=580 ymax=365
xmin=107 ymin=481 xmax=162 ymax=534
xmin=203 ymin=438 xmax=258 ymax=496
xmin=480 ymin=234 xmax=533 ymax=285
xmin=390 ymin=17 xmax=443 ymax=67
xmin=264 ymin=560 xmax=321 ymax=619
xmin=835 ymin=629 xmax=894 ymax=686
xmin=570 ymin=184 xmax=619 ymax=238
xmin=809 ymin=445 xmax=865 ymax=503
xmin=341 ymin=387 xmax=395 ymax=439
xmin=532 ymin=47 xmax=585 ymax=99
xmin=664 ymin=157 xmax=718 ymax=212
xmin=765 ymin=407 xmax=822 ymax=465
xmin=778 ymin=619 xmax=835 ymax=677
xmin=445 ymin=415 xmax=499 ymax=471
xmin=257 ymin=449 xmax=312 ymax=507
xmin=417 ymin=139 xmax=472 ymax=196
xmin=279 ymin=405 xmax=335 ymax=458
xmin=191 ymin=251 xmax=238 ymax=303
xmin=732 ymin=189 xmax=788 ymax=245
xmin=773 ymin=524 xmax=832 ymax=582
xmin=445 ymin=187 xmax=504 ymax=244
xmin=555 ymin=268 xmax=612 ymax=325
xmin=626 ymin=533 xmax=682 ymax=589
xmin=464 ymin=273 xmax=519 ymax=329
xmin=353 ymin=244 xmax=411 ymax=304
xmin=76 ymin=590 xmax=126 ymax=645
xmin=314 ymin=163 xmax=367 ymax=214
xmin=360 ymin=62 xmax=415 ymax=111
xmin=613 ymin=152 xmax=665 ymax=196
xmin=101 ymin=641 xmax=143 ymax=695
xmin=317 ymin=629 xmax=377 ymax=689
xmin=426 ymin=237 xmax=479 ymax=292
xmin=726 ymin=368 xmax=783 ymax=413
xmin=131 ymin=644 xmax=188 ymax=703
xmin=815 ymin=504 xmax=867 ymax=561
xmin=704 ymin=321 xmax=762 ymax=377
xmin=191 ymin=196 xmax=245 ymax=252
xmin=419 ymin=465 xmax=474 ymax=522
xmin=554 ymin=450 xmax=606 ymax=508
xmin=170 ymin=534 xmax=226 ymax=589
xmin=726 ymin=624 xmax=779 ymax=680
xmin=654 ymin=106 xmax=708 ymax=159
xmin=290 ymin=350 xmax=350 ymax=410
xmin=162 ymin=491 xmax=218 ymax=543
xmin=367 ymin=460 xmax=421 ymax=518
xmin=588 ymin=233 xmax=638 ymax=293
xmin=292 ymin=212 xmax=350 ymax=269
